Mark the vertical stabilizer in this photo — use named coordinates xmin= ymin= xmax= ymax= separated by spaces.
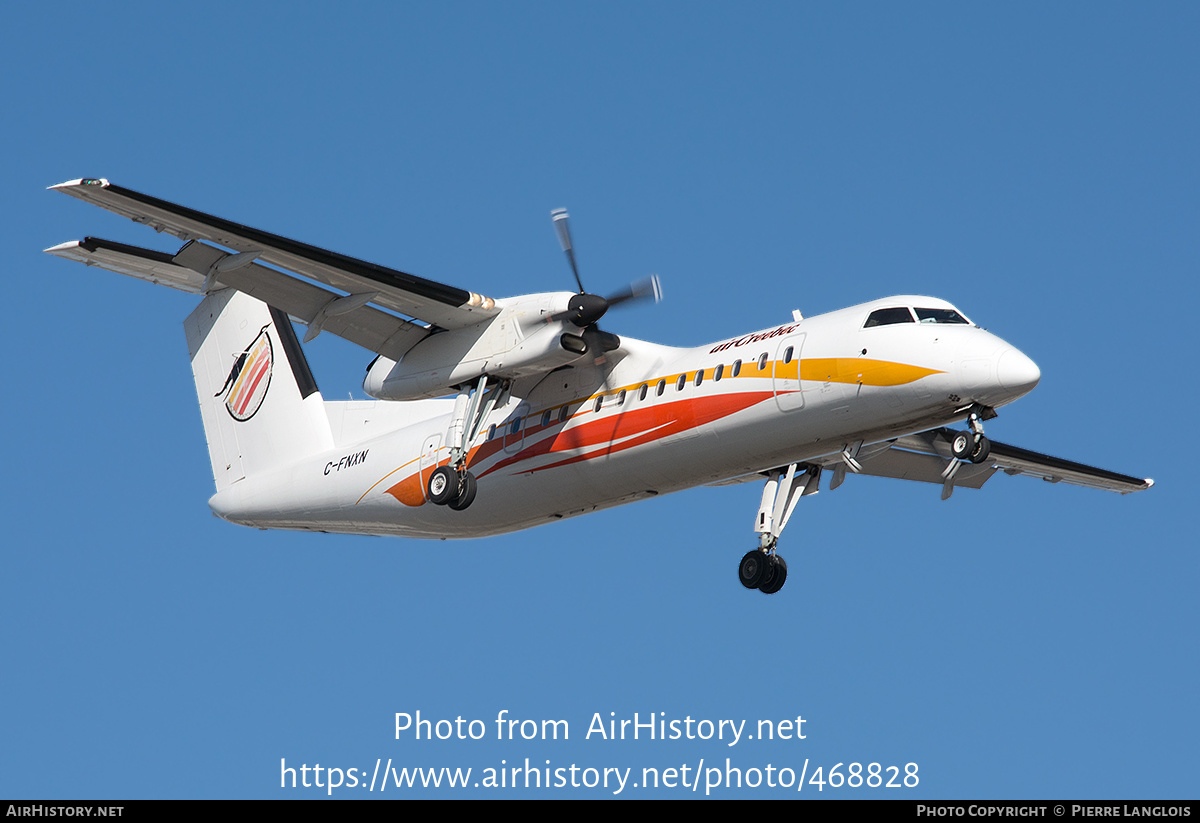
xmin=185 ymin=289 xmax=333 ymax=492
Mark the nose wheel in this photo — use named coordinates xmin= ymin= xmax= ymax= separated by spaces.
xmin=950 ymin=408 xmax=992 ymax=464
xmin=950 ymin=430 xmax=991 ymax=464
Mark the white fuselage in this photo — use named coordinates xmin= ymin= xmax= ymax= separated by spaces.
xmin=208 ymin=295 xmax=1040 ymax=538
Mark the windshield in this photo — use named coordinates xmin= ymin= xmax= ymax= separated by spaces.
xmin=864 ymin=307 xmax=915 ymax=327
xmin=914 ymin=307 xmax=969 ymax=324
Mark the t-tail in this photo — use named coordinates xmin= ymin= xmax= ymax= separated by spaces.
xmin=186 ymin=289 xmax=334 ymax=493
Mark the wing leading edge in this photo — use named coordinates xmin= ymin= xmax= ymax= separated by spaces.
xmin=46 ymin=177 xmax=500 ymax=337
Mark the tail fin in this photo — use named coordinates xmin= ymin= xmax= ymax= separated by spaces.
xmin=185 ymin=289 xmax=333 ymax=491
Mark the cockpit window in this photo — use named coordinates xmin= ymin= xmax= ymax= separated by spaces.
xmin=914 ymin=308 xmax=969 ymax=324
xmin=864 ymin=307 xmax=915 ymax=327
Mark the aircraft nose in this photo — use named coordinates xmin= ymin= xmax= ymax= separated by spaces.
xmin=996 ymin=347 xmax=1041 ymax=396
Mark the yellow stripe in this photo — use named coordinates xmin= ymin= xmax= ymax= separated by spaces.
xmin=521 ymin=356 xmax=940 ymax=420
xmin=798 ymin=358 xmax=942 ymax=386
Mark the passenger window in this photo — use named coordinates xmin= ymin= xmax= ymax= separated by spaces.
xmin=714 ymin=364 xmax=724 ymax=381
xmin=656 ymin=379 xmax=666 ymax=396
xmin=732 ymin=359 xmax=742 ymax=377
xmin=617 ymin=389 xmax=626 ymax=405
xmin=639 ymin=384 xmax=648 ymax=401
xmin=487 ymin=424 xmax=496 ymax=441
xmin=695 ymin=370 xmax=704 ymax=387
xmin=758 ymin=353 xmax=768 ymax=371
xmin=783 ymin=346 xmax=793 ymax=364
xmin=558 ymin=406 xmax=569 ymax=423
xmin=510 ymin=418 xmax=521 ymax=435
xmin=541 ymin=410 xmax=551 ymax=427
xmin=676 ymin=374 xmax=687 ymax=391
xmin=864 ymin=307 xmax=916 ymax=327
xmin=593 ymin=396 xmax=603 ymax=413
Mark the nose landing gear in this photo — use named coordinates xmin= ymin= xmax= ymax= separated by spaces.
xmin=949 ymin=408 xmax=992 ymax=464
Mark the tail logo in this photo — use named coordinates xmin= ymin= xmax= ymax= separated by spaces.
xmin=215 ymin=325 xmax=274 ymax=422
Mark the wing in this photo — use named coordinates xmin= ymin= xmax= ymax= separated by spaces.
xmin=45 ymin=236 xmax=430 ymax=360
xmin=850 ymin=428 xmax=1153 ymax=496
xmin=46 ymin=178 xmax=501 ymax=358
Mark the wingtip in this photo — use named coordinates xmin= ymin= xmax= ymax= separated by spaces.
xmin=44 ymin=240 xmax=83 ymax=254
xmin=48 ymin=177 xmax=109 ymax=191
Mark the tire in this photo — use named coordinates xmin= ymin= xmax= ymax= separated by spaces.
xmin=739 ymin=550 xmax=768 ymax=589
xmin=950 ymin=431 xmax=973 ymax=460
xmin=968 ymin=435 xmax=991 ymax=464
xmin=759 ymin=555 xmax=788 ymax=594
xmin=427 ymin=466 xmax=460 ymax=505
xmin=448 ymin=471 xmax=478 ymax=510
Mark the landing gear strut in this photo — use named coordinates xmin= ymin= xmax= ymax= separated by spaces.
xmin=740 ymin=463 xmax=820 ymax=595
xmin=430 ymin=376 xmax=506 ymax=511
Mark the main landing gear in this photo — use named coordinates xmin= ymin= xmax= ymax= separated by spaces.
xmin=740 ymin=463 xmax=821 ymax=595
xmin=428 ymin=465 xmax=478 ymax=510
xmin=429 ymin=376 xmax=507 ymax=512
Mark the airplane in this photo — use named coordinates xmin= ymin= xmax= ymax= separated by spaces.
xmin=46 ymin=178 xmax=1153 ymax=595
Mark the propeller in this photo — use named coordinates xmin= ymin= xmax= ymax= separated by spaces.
xmin=548 ymin=208 xmax=662 ymax=365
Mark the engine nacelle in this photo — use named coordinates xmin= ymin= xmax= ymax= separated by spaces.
xmin=363 ymin=292 xmax=590 ymax=400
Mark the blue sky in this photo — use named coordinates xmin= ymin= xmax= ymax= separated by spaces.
xmin=2 ymin=2 xmax=1195 ymax=799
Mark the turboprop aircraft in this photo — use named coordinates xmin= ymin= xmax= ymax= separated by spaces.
xmin=47 ymin=178 xmax=1152 ymax=594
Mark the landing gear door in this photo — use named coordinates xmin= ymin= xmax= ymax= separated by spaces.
xmin=773 ymin=332 xmax=806 ymax=412
xmin=419 ymin=434 xmax=441 ymax=501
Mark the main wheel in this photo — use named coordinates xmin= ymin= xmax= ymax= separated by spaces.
xmin=427 ymin=466 xmax=460 ymax=505
xmin=739 ymin=550 xmax=768 ymax=589
xmin=759 ymin=555 xmax=788 ymax=594
xmin=448 ymin=471 xmax=477 ymax=510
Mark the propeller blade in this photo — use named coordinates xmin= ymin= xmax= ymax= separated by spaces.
xmin=551 ymin=208 xmax=585 ymax=293
xmin=582 ymin=326 xmax=607 ymax=366
xmin=605 ymin=274 xmax=662 ymax=309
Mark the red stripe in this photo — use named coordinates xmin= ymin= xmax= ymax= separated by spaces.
xmin=233 ymin=356 xmax=271 ymax=415
xmin=477 ymin=391 xmax=772 ymax=478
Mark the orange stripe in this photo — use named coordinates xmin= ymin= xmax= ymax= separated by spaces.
xmin=229 ymin=338 xmax=268 ymax=401
xmin=233 ymin=356 xmax=270 ymax=415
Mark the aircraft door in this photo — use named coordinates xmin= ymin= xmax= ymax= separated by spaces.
xmin=773 ymin=332 xmax=806 ymax=412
